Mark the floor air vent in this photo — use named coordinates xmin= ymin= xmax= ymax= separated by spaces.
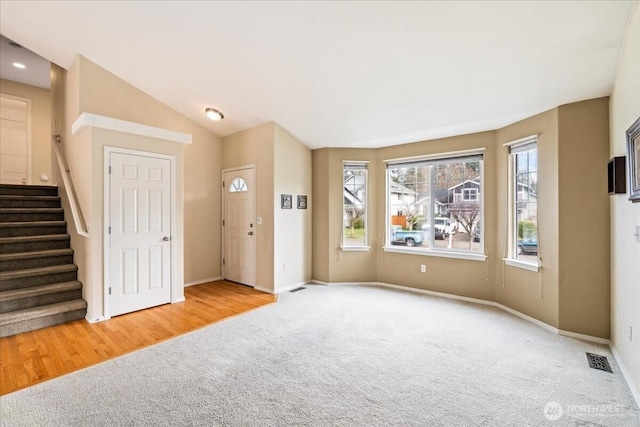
xmin=586 ymin=353 xmax=612 ymax=373
xmin=290 ymin=287 xmax=306 ymax=293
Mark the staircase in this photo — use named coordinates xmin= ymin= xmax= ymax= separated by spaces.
xmin=0 ymin=184 xmax=87 ymax=338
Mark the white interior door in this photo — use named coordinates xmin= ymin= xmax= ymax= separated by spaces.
xmin=0 ymin=95 xmax=29 ymax=185
xmin=223 ymin=167 xmax=256 ymax=286
xmin=109 ymin=152 xmax=172 ymax=316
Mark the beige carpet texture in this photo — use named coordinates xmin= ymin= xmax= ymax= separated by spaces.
xmin=1 ymin=284 xmax=638 ymax=426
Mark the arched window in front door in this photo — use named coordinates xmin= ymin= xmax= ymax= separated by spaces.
xmin=229 ymin=177 xmax=248 ymax=192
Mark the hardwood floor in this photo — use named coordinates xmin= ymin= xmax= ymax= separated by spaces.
xmin=0 ymin=280 xmax=275 ymax=396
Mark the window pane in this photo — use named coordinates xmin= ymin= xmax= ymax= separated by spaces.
xmin=343 ymin=166 xmax=367 ymax=246
xmin=388 ymin=158 xmax=482 ymax=253
xmin=229 ymin=177 xmax=247 ymax=192
xmin=513 ymin=146 xmax=538 ymax=262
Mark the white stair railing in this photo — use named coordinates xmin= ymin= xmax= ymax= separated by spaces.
xmin=51 ymin=135 xmax=89 ymax=237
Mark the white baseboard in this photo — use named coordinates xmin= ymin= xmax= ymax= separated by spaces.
xmin=85 ymin=314 xmax=108 ymax=323
xmin=184 ymin=276 xmax=222 ymax=287
xmin=376 ymin=281 xmax=497 ymax=308
xmin=275 ymin=281 xmax=312 ymax=294
xmin=609 ymin=344 xmax=640 ymax=408
xmin=253 ymin=285 xmax=274 ymax=294
xmin=558 ymin=329 xmax=610 ymax=345
xmin=496 ymin=302 xmax=560 ymax=335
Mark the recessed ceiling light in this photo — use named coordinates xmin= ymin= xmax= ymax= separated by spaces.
xmin=12 ymin=62 xmax=26 ymax=69
xmin=205 ymin=108 xmax=224 ymax=121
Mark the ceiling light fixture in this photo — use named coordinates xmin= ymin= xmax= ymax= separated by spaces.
xmin=12 ymin=62 xmax=26 ymax=69
xmin=205 ymin=108 xmax=224 ymax=121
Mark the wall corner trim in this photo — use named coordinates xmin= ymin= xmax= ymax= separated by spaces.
xmin=71 ymin=112 xmax=192 ymax=144
xmin=609 ymin=344 xmax=640 ymax=408
xmin=184 ymin=277 xmax=223 ymax=287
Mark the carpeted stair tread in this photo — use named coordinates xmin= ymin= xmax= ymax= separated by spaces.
xmin=0 ymin=281 xmax=82 ymax=303
xmin=0 ymin=221 xmax=68 ymax=238
xmin=0 ymin=195 xmax=62 ymax=209
xmin=0 ymin=184 xmax=58 ymax=196
xmin=0 ymin=220 xmax=67 ymax=229
xmin=0 ymin=234 xmax=70 ymax=244
xmin=0 ymin=264 xmax=77 ymax=281
xmin=0 ymin=208 xmax=64 ymax=214
xmin=0 ymin=195 xmax=61 ymax=201
xmin=0 ymin=248 xmax=74 ymax=262
xmin=0 ymin=299 xmax=86 ymax=326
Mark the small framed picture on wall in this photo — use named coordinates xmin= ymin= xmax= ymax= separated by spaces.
xmin=281 ymin=194 xmax=292 ymax=209
xmin=297 ymin=195 xmax=307 ymax=209
xmin=627 ymin=116 xmax=640 ymax=202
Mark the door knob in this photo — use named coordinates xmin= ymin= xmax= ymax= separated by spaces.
xmin=248 ymin=231 xmax=253 ymax=236
xmin=163 ymin=236 xmax=171 ymax=241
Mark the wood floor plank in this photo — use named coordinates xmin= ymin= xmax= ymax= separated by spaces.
xmin=0 ymin=280 xmax=275 ymax=396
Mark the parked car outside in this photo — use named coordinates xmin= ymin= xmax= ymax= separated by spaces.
xmin=473 ymin=227 xmax=481 ymax=242
xmin=419 ymin=217 xmax=455 ymax=240
xmin=517 ymin=237 xmax=538 ymax=255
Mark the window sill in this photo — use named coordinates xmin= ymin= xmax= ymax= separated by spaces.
xmin=383 ymin=246 xmax=486 ymax=261
xmin=341 ymin=246 xmax=371 ymax=252
xmin=503 ymin=258 xmax=540 ymax=272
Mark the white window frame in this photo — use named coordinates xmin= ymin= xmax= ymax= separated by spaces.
xmin=342 ymin=161 xmax=369 ymax=251
xmin=383 ymin=148 xmax=486 ymax=261
xmin=503 ymin=135 xmax=540 ymax=272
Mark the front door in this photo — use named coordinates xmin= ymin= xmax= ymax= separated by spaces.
xmin=223 ymin=167 xmax=256 ymax=286
xmin=109 ymin=152 xmax=172 ymax=316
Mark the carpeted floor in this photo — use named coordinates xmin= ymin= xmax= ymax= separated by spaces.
xmin=1 ymin=284 xmax=638 ymax=426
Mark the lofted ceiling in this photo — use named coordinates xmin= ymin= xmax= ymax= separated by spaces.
xmin=0 ymin=35 xmax=50 ymax=89
xmin=0 ymin=1 xmax=634 ymax=149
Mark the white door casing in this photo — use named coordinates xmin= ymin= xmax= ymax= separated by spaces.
xmin=0 ymin=94 xmax=30 ymax=185
xmin=108 ymin=151 xmax=172 ymax=316
xmin=223 ymin=166 xmax=256 ymax=286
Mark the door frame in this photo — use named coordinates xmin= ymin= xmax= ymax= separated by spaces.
xmin=0 ymin=93 xmax=32 ymax=184
xmin=221 ymin=164 xmax=256 ymax=285
xmin=103 ymin=146 xmax=177 ymax=319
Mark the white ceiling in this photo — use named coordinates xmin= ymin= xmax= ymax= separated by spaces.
xmin=0 ymin=35 xmax=50 ymax=89
xmin=0 ymin=1 xmax=634 ymax=149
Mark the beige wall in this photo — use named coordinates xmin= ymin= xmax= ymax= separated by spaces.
xmin=558 ymin=98 xmax=610 ymax=338
xmin=312 ymin=148 xmax=330 ymax=282
xmin=313 ymin=100 xmax=613 ymax=340
xmin=376 ymin=132 xmax=497 ymax=300
xmin=76 ymin=56 xmax=222 ymax=286
xmin=222 ymin=122 xmax=275 ymax=291
xmin=1 ymin=78 xmax=51 ymax=184
xmin=50 ymin=56 xmax=222 ymax=320
xmin=496 ymin=109 xmax=560 ymax=328
xmin=274 ymin=124 xmax=312 ymax=291
xmin=610 ymin=2 xmax=640 ymax=399
xmin=312 ymin=133 xmax=496 ymax=296
xmin=312 ymin=148 xmax=379 ymax=284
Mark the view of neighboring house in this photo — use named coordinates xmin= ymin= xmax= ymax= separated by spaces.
xmin=388 ymin=181 xmax=417 ymax=216
xmin=515 ymin=181 xmax=537 ymax=224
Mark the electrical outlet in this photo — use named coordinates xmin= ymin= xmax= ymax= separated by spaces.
xmin=283 ymin=263 xmax=286 ymax=272
xmin=420 ymin=264 xmax=426 ymax=273
xmin=628 ymin=325 xmax=633 ymax=341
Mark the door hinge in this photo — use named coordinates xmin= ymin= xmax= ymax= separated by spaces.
xmin=108 ymin=287 xmax=111 ymax=295
xmin=222 ymin=258 xmax=225 ymax=266
xmin=222 ymin=181 xmax=225 ymax=188
xmin=223 ymin=219 xmax=225 ymax=226
xmin=108 ymin=165 xmax=112 ymax=174
xmin=108 ymin=226 xmax=111 ymax=234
